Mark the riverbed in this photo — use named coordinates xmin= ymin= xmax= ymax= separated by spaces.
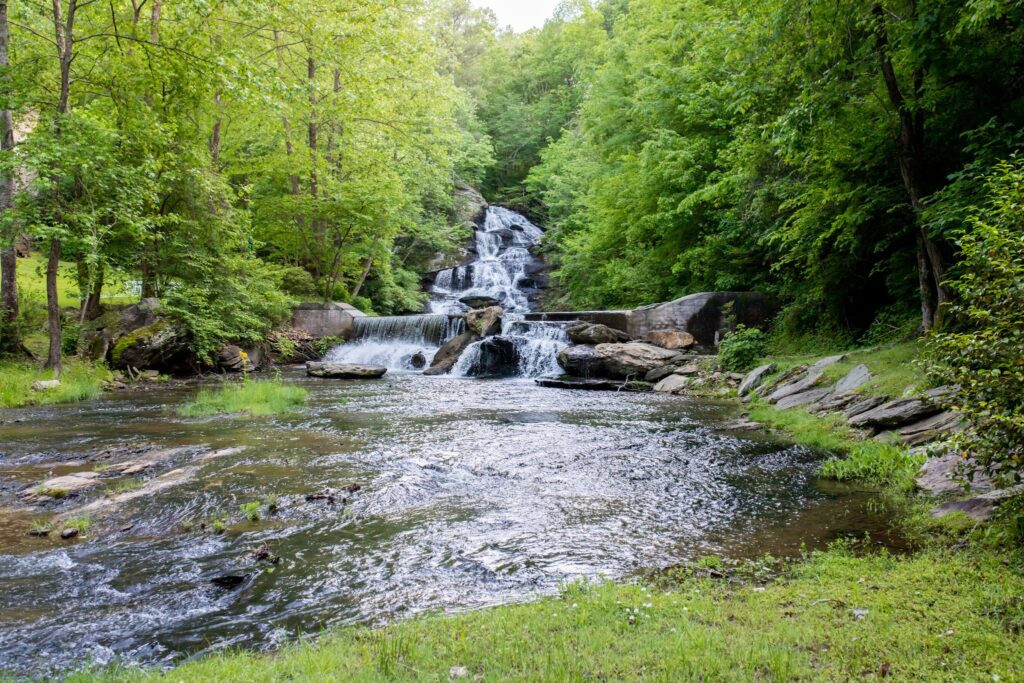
xmin=0 ymin=372 xmax=895 ymax=676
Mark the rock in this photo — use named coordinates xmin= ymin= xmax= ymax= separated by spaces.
xmin=119 ymin=297 xmax=161 ymax=332
xmin=465 ymin=306 xmax=503 ymax=337
xmin=31 ymin=379 xmax=61 ymax=391
xmin=738 ymin=363 xmax=776 ymax=397
xmin=453 ymin=182 xmax=487 ymax=225
xmin=721 ymin=418 xmax=763 ymax=431
xmin=458 ymin=295 xmax=501 ymax=309
xmin=644 ymin=329 xmax=696 ymax=350
xmin=210 ymin=573 xmax=250 ymax=589
xmin=898 ymin=411 xmax=964 ymax=446
xmin=810 ymin=392 xmax=862 ymax=415
xmin=465 ymin=336 xmax=519 ymax=377
xmin=556 ymin=344 xmax=605 ymax=377
xmin=60 ymin=528 xmax=79 ymax=540
xmin=766 ymin=355 xmax=846 ymax=404
xmin=654 ymin=374 xmax=690 ymax=393
xmin=916 ymin=452 xmax=993 ymax=496
xmin=644 ymin=365 xmax=678 ymax=383
xmin=628 ymin=292 xmax=775 ymax=347
xmin=834 ymin=364 xmax=871 ymax=393
xmin=217 ymin=344 xmax=265 ymax=373
xmin=535 ymin=377 xmax=652 ymax=392
xmin=753 ymin=365 xmax=807 ymax=399
xmin=111 ymin=319 xmax=191 ymax=374
xmin=567 ymin=321 xmax=631 ymax=345
xmin=410 ymin=351 xmax=427 ymax=369
xmin=775 ymin=388 xmax=833 ymax=410
xmin=424 ymin=331 xmax=480 ymax=375
xmin=594 ymin=342 xmax=680 ymax=379
xmin=27 ymin=528 xmax=50 ymax=538
xmin=674 ymin=364 xmax=701 ymax=376
xmin=19 ymin=472 xmax=103 ymax=502
xmin=848 ymin=397 xmax=942 ymax=431
xmin=931 ymin=485 xmax=1024 ymax=522
xmin=305 ymin=362 xmax=387 ymax=379
xmin=251 ymin=543 xmax=280 ymax=564
xmin=450 ymin=665 xmax=469 ymax=679
xmin=842 ymin=395 xmax=887 ymax=419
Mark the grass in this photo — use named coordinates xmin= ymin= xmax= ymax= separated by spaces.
xmin=63 ymin=516 xmax=93 ymax=536
xmin=178 ymin=378 xmax=307 ymax=417
xmin=747 ymin=403 xmax=926 ymax=489
xmin=16 ymin=253 xmax=137 ymax=308
xmin=0 ymin=360 xmax=109 ymax=409
xmin=66 ymin=544 xmax=1024 ymax=682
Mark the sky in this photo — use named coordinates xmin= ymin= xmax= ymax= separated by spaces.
xmin=475 ymin=0 xmax=562 ymax=32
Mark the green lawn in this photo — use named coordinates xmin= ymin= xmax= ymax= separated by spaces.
xmin=16 ymin=253 xmax=138 ymax=308
xmin=0 ymin=360 xmax=109 ymax=408
xmin=67 ymin=545 xmax=1024 ymax=682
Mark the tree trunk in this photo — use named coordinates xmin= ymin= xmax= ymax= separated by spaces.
xmin=272 ymin=28 xmax=301 ymax=196
xmin=0 ymin=0 xmax=19 ymax=354
xmin=351 ymin=254 xmax=374 ymax=299
xmin=872 ymin=3 xmax=950 ymax=331
xmin=44 ymin=239 xmax=62 ymax=372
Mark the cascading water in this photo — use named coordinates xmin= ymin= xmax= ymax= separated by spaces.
xmin=324 ymin=314 xmax=464 ymax=371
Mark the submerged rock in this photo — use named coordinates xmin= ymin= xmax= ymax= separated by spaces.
xmin=567 ymin=321 xmax=630 ymax=345
xmin=209 ymin=573 xmax=250 ymax=589
xmin=305 ymin=362 xmax=387 ymax=379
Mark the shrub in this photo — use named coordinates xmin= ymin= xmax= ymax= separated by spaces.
xmin=717 ymin=325 xmax=767 ymax=372
xmin=925 ymin=158 xmax=1024 ymax=487
xmin=276 ymin=266 xmax=318 ymax=297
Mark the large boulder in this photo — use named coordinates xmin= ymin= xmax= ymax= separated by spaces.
xmin=643 ymin=329 xmax=695 ymax=350
xmin=305 ymin=362 xmax=386 ymax=379
xmin=80 ymin=298 xmax=162 ymax=362
xmin=462 ymin=336 xmax=519 ymax=377
xmin=594 ymin=342 xmax=680 ymax=379
xmin=459 ymin=295 xmax=501 ymax=309
xmin=424 ymin=331 xmax=479 ymax=375
xmin=465 ymin=306 xmax=503 ymax=337
xmin=217 ymin=344 xmax=267 ymax=373
xmin=556 ymin=344 xmax=605 ymax=377
xmin=111 ymin=319 xmax=191 ymax=374
xmin=567 ymin=321 xmax=630 ymax=345
xmin=628 ymin=292 xmax=775 ymax=347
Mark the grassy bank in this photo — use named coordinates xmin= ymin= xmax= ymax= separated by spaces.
xmin=0 ymin=361 xmax=109 ymax=409
xmin=179 ymin=378 xmax=307 ymax=417
xmin=68 ymin=544 xmax=1023 ymax=682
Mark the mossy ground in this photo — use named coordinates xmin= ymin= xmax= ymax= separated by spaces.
xmin=179 ymin=378 xmax=307 ymax=417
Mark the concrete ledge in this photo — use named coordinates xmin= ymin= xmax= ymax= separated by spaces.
xmin=291 ymin=302 xmax=367 ymax=339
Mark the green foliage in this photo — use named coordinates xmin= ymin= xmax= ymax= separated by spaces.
xmin=239 ymin=502 xmax=261 ymax=522
xmin=312 ymin=336 xmax=344 ymax=357
xmin=925 ymin=159 xmax=1024 ymax=487
xmin=178 ymin=378 xmax=307 ymax=418
xmin=717 ymin=325 xmax=767 ymax=372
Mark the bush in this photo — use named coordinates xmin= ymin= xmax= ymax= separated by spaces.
xmin=925 ymin=158 xmax=1024 ymax=487
xmin=276 ymin=266 xmax=318 ymax=298
xmin=717 ymin=325 xmax=767 ymax=372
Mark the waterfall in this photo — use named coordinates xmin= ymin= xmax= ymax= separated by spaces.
xmin=324 ymin=314 xmax=464 ymax=371
xmin=428 ymin=206 xmax=545 ymax=315
xmin=451 ymin=320 xmax=569 ymax=378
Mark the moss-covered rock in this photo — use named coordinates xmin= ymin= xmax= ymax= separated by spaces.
xmin=111 ymin=319 xmax=191 ymax=373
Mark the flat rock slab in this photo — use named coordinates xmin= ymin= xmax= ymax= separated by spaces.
xmin=653 ymin=374 xmax=690 ymax=394
xmin=776 ymin=387 xmax=832 ymax=410
xmin=306 ymin=362 xmax=387 ymax=379
xmin=898 ymin=411 xmax=964 ymax=446
xmin=738 ymin=363 xmax=776 ymax=397
xmin=834 ymin=364 xmax=871 ymax=393
xmin=20 ymin=472 xmax=103 ymax=502
xmin=917 ymin=452 xmax=993 ymax=496
xmin=594 ymin=342 xmax=679 ymax=378
xmin=842 ymin=395 xmax=887 ymax=419
xmin=931 ymin=485 xmax=1024 ymax=522
xmin=535 ymin=378 xmax=652 ymax=392
xmin=848 ymin=397 xmax=942 ymax=430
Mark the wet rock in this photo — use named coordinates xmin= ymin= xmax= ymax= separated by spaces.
xmin=410 ymin=351 xmax=427 ymax=369
xmin=210 ymin=573 xmax=250 ymax=589
xmin=916 ymin=452 xmax=993 ymax=496
xmin=468 ymin=337 xmax=519 ymax=377
xmin=424 ymin=332 xmax=480 ymax=375
xmin=737 ymin=364 xmax=776 ymax=397
xmin=931 ymin=485 xmax=1024 ymax=522
xmin=465 ymin=306 xmax=503 ymax=337
xmin=535 ymin=377 xmax=652 ymax=392
xmin=31 ymin=379 xmax=61 ymax=391
xmin=644 ymin=365 xmax=678 ymax=383
xmin=897 ymin=411 xmax=964 ymax=446
xmin=26 ymin=528 xmax=50 ymax=538
xmin=458 ymin=295 xmax=500 ymax=309
xmin=60 ymin=527 xmax=79 ymax=540
xmin=643 ymin=329 xmax=695 ymax=350
xmin=556 ymin=344 xmax=605 ymax=377
xmin=775 ymin=388 xmax=832 ymax=410
xmin=848 ymin=397 xmax=942 ymax=431
xmin=20 ymin=472 xmax=103 ymax=502
xmin=721 ymin=418 xmax=763 ymax=431
xmin=567 ymin=321 xmax=630 ymax=345
xmin=654 ymin=374 xmax=690 ymax=393
xmin=834 ymin=364 xmax=871 ymax=393
xmin=305 ymin=362 xmax=387 ymax=379
xmin=594 ymin=342 xmax=679 ymax=379
xmin=251 ymin=543 xmax=280 ymax=564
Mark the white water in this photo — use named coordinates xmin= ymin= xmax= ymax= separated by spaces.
xmin=324 ymin=314 xmax=463 ymax=371
xmin=451 ymin=319 xmax=568 ymax=378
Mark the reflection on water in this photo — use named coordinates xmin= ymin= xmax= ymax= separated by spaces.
xmin=0 ymin=373 xmax=897 ymax=675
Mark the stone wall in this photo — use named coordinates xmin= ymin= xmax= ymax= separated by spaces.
xmin=291 ymin=302 xmax=366 ymax=339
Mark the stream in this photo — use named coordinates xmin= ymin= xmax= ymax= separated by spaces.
xmin=0 ymin=372 xmax=897 ymax=676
